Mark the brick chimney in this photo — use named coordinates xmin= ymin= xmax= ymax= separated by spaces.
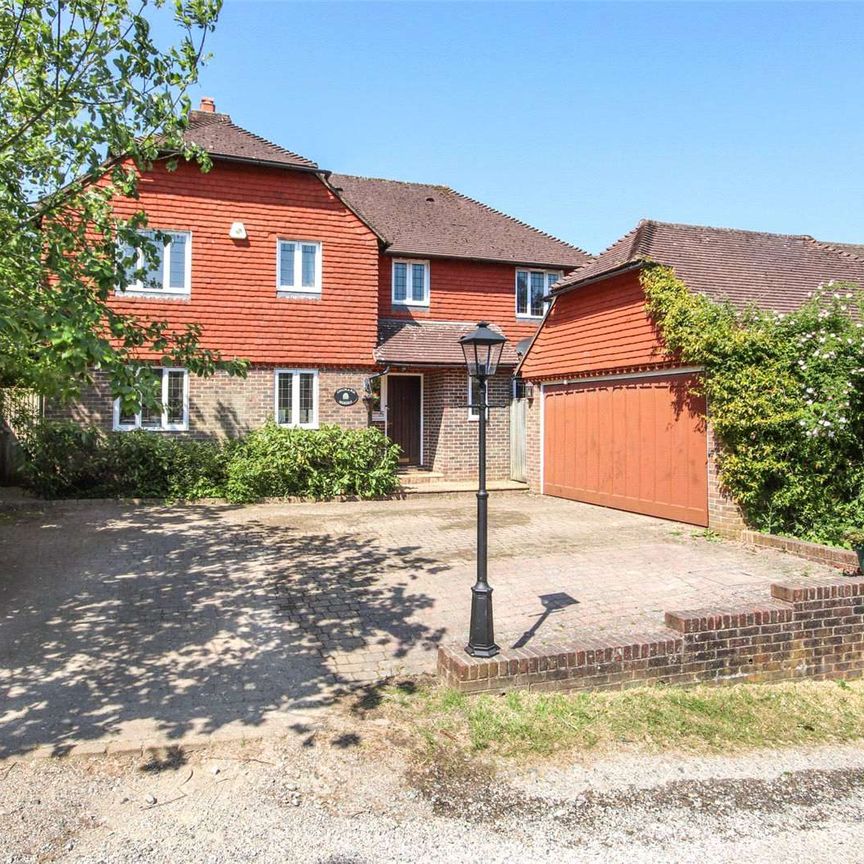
xmin=199 ymin=97 xmax=216 ymax=113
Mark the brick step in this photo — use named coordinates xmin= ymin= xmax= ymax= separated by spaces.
xmin=395 ymin=469 xmax=446 ymax=486
xmin=399 ymin=479 xmax=529 ymax=495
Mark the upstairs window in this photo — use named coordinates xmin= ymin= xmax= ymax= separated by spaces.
xmin=275 ymin=369 xmax=319 ymax=428
xmin=119 ymin=231 xmax=191 ymax=296
xmin=515 ymin=269 xmax=561 ymax=318
xmin=113 ymin=368 xmax=188 ymax=431
xmin=278 ymin=240 xmax=322 ymax=294
xmin=392 ymin=259 xmax=430 ymax=306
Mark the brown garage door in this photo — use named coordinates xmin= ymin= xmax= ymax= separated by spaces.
xmin=543 ymin=373 xmax=708 ymax=526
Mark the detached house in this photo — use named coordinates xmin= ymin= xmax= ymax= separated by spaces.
xmin=51 ymin=99 xmax=590 ymax=480
xmin=519 ymin=220 xmax=864 ymax=529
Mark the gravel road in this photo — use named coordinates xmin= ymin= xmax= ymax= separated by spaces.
xmin=2 ymin=716 xmax=864 ymax=864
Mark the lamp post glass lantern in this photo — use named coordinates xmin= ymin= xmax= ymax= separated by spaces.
xmin=459 ymin=322 xmax=506 ymax=658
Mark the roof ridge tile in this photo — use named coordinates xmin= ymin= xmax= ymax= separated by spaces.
xmin=807 ymin=236 xmax=864 ymax=263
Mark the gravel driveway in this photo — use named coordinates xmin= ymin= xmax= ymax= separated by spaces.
xmin=0 ymin=493 xmax=837 ymax=758
xmin=2 ymin=728 xmax=863 ymax=863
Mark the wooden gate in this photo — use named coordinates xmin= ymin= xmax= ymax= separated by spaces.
xmin=510 ymin=394 xmax=527 ymax=482
xmin=0 ymin=389 xmax=39 ymax=482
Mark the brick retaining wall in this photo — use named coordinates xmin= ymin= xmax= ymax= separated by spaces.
xmin=738 ymin=530 xmax=859 ymax=571
xmin=437 ymin=576 xmax=864 ymax=694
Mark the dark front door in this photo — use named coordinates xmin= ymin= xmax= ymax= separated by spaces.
xmin=388 ymin=376 xmax=421 ymax=466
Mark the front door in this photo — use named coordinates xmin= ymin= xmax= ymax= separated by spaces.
xmin=388 ymin=376 xmax=422 ymax=466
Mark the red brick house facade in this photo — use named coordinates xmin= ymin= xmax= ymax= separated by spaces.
xmin=51 ymin=101 xmax=591 ymax=480
xmin=519 ymin=220 xmax=864 ymax=530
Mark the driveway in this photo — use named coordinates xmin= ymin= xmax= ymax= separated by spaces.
xmin=0 ymin=493 xmax=838 ymax=757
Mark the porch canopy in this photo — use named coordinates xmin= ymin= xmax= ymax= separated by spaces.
xmin=375 ymin=319 xmax=520 ymax=366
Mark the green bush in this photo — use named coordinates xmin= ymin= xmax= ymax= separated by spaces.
xmin=20 ymin=421 xmax=112 ymax=498
xmin=19 ymin=421 xmax=229 ymax=500
xmin=644 ymin=265 xmax=864 ymax=546
xmin=19 ymin=420 xmax=399 ymax=503
xmin=223 ymin=422 xmax=400 ymax=503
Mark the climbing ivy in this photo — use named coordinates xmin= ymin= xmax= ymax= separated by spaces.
xmin=642 ymin=264 xmax=864 ymax=546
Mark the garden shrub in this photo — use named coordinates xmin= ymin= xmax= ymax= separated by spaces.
xmin=643 ymin=264 xmax=864 ymax=546
xmin=20 ymin=421 xmax=112 ymax=498
xmin=19 ymin=419 xmax=400 ymax=503
xmin=19 ymin=422 xmax=228 ymax=500
xmin=223 ymin=422 xmax=400 ymax=503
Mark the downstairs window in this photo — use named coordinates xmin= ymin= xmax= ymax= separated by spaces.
xmin=113 ymin=368 xmax=188 ymax=431
xmin=275 ymin=369 xmax=319 ymax=428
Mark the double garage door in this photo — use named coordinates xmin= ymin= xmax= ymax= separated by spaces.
xmin=543 ymin=373 xmax=708 ymax=526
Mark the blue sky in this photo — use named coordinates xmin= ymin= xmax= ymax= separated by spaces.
xmin=184 ymin=1 xmax=864 ymax=254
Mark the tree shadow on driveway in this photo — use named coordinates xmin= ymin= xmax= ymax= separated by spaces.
xmin=0 ymin=503 xmax=449 ymax=758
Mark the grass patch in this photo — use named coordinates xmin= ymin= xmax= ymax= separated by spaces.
xmin=372 ymin=679 xmax=864 ymax=758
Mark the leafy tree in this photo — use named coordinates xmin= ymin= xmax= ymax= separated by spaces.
xmin=644 ymin=264 xmax=864 ymax=545
xmin=0 ymin=0 xmax=247 ymax=412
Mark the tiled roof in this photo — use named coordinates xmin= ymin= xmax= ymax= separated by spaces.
xmin=553 ymin=220 xmax=864 ymax=313
xmin=376 ymin=319 xmax=520 ymax=366
xmin=182 ymin=110 xmax=318 ymax=170
xmin=329 ymin=174 xmax=591 ymax=268
xmin=830 ymin=241 xmax=864 ymax=259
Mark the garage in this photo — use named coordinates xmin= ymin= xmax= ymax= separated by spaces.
xmin=542 ymin=372 xmax=708 ymax=526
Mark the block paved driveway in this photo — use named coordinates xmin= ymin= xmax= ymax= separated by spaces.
xmin=0 ymin=493 xmax=838 ymax=757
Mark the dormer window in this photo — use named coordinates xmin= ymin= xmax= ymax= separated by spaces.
xmin=278 ymin=240 xmax=322 ymax=295
xmin=392 ymin=259 xmax=430 ymax=307
xmin=515 ymin=269 xmax=561 ymax=318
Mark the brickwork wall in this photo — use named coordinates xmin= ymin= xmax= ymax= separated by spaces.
xmin=393 ymin=368 xmax=510 ymax=480
xmin=739 ymin=531 xmax=859 ymax=571
xmin=706 ymin=420 xmax=747 ymax=535
xmin=439 ymin=577 xmax=864 ymax=694
xmin=524 ymin=386 xmax=542 ymax=490
xmin=46 ymin=366 xmax=373 ymax=437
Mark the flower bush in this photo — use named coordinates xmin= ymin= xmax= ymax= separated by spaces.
xmin=643 ymin=265 xmax=864 ymax=546
xmin=19 ymin=420 xmax=400 ymax=503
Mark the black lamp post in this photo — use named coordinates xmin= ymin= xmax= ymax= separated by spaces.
xmin=459 ymin=321 xmax=506 ymax=658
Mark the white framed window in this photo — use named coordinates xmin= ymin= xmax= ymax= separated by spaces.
xmin=467 ymin=375 xmax=489 ymax=421
xmin=275 ymin=369 xmax=319 ymax=428
xmin=515 ymin=269 xmax=561 ymax=318
xmin=277 ymin=240 xmax=322 ymax=295
xmin=113 ymin=368 xmax=189 ymax=431
xmin=119 ymin=231 xmax=192 ymax=296
xmin=392 ymin=259 xmax=430 ymax=306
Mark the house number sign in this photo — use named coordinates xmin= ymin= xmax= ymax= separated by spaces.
xmin=333 ymin=388 xmax=359 ymax=407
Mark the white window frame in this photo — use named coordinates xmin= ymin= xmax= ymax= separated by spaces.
xmin=274 ymin=368 xmax=320 ymax=429
xmin=515 ymin=268 xmax=561 ymax=319
xmin=467 ymin=375 xmax=489 ymax=421
xmin=120 ymin=230 xmax=192 ymax=296
xmin=277 ymin=239 xmax=323 ymax=295
xmin=112 ymin=368 xmax=189 ymax=431
xmin=391 ymin=258 xmax=430 ymax=307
